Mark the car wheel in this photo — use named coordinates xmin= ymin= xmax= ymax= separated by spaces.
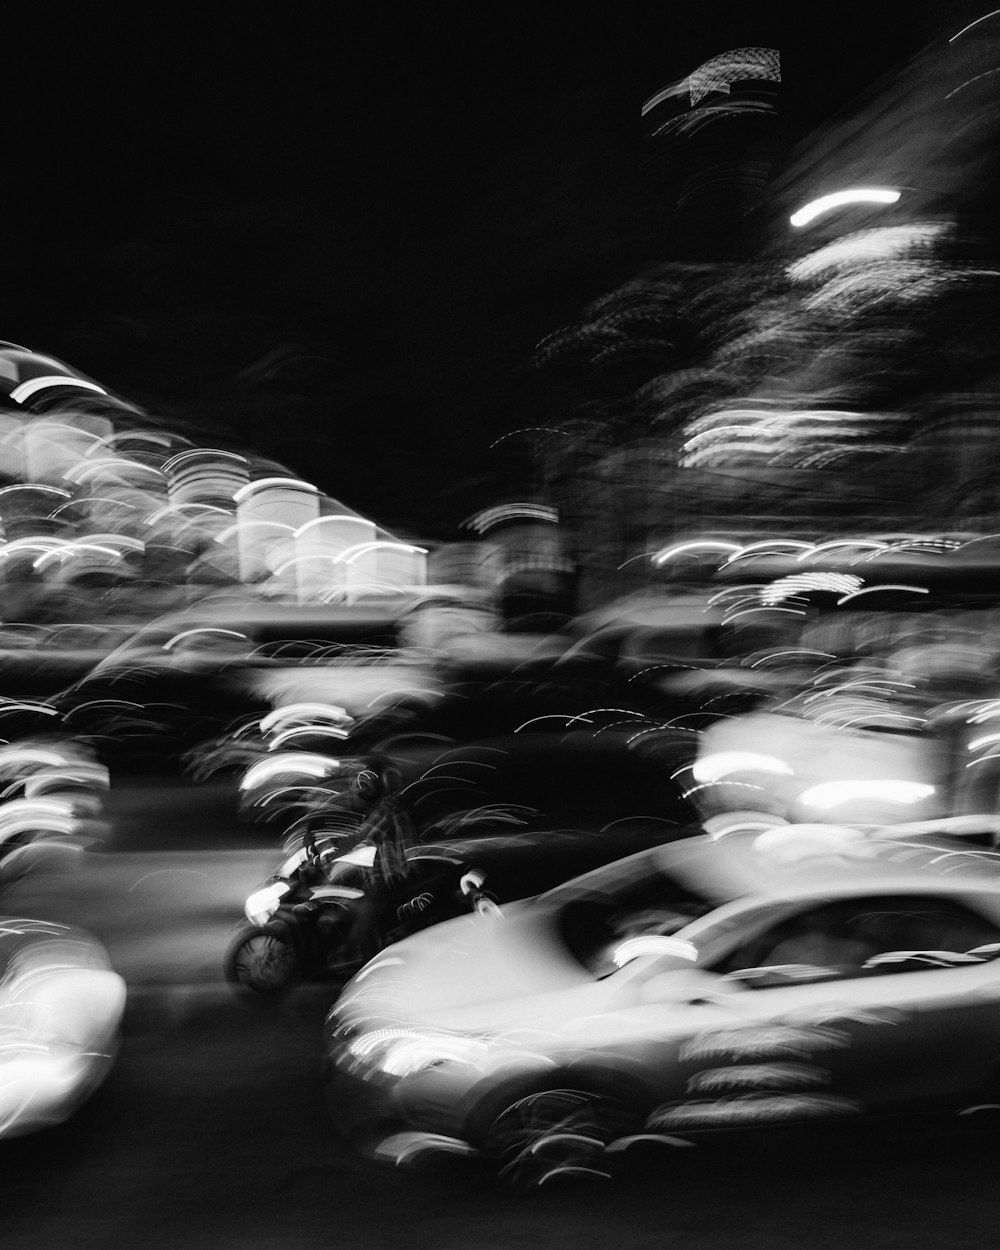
xmin=224 ymin=928 xmax=299 ymax=998
xmin=481 ymin=1087 xmax=633 ymax=1189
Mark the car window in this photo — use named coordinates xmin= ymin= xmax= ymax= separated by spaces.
xmin=253 ymin=638 xmax=341 ymax=661
xmin=558 ymin=869 xmax=717 ymax=978
xmin=711 ymin=894 xmax=1000 ymax=987
xmin=623 ymin=629 xmax=717 ymax=664
xmin=101 ymin=625 xmax=177 ymax=663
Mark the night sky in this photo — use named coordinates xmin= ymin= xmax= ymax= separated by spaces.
xmin=0 ymin=2 xmax=978 ymax=539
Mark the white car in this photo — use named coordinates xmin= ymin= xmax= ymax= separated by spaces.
xmin=324 ymin=825 xmax=1000 ymax=1185
xmin=0 ymin=918 xmax=126 ymax=1137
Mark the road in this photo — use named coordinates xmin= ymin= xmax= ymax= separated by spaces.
xmin=2 ymin=772 xmax=999 ymax=1250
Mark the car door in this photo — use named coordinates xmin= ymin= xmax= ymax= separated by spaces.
xmin=687 ymin=893 xmax=1000 ymax=1115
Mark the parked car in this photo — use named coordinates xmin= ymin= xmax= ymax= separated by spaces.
xmin=325 ymin=824 xmax=1000 ymax=1185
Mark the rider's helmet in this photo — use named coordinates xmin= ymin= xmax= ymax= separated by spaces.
xmin=351 ymin=757 xmax=402 ymax=804
xmin=352 ymin=766 xmax=384 ymax=805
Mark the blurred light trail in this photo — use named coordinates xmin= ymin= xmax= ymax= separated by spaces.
xmin=949 ymin=9 xmax=1000 ymax=41
xmin=9 ymin=377 xmax=106 ymax=404
xmin=652 ymin=539 xmax=741 ymax=566
xmin=836 ymin=584 xmax=930 ymax=605
xmin=790 ymin=188 xmax=901 ymax=228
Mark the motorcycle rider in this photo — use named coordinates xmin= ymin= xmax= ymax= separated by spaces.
xmin=326 ymin=757 xmax=419 ymax=971
xmin=310 ymin=757 xmax=489 ymax=976
xmin=354 ymin=760 xmax=414 ymax=884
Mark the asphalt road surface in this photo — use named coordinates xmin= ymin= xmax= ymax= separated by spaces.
xmin=2 ymin=773 xmax=1000 ymax=1250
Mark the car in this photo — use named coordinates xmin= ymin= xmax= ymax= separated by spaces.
xmin=0 ymin=917 xmax=126 ymax=1137
xmin=324 ymin=823 xmax=1000 ymax=1186
xmin=212 ymin=681 xmax=706 ymax=832
xmin=190 ymin=647 xmax=687 ymax=798
xmin=56 ymin=600 xmax=441 ymax=771
xmin=400 ymin=729 xmax=705 ymax=898
xmin=687 ymin=684 xmax=1000 ymax=828
xmin=688 ymin=706 xmax=951 ymax=827
xmin=0 ymin=735 xmax=111 ymax=884
xmin=50 ymin=631 xmax=271 ymax=771
xmin=0 ymin=622 xmax=137 ymax=698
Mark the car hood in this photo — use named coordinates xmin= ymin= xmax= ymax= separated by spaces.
xmin=333 ymin=900 xmax=705 ymax=1040
xmin=336 ymin=901 xmax=588 ymax=1029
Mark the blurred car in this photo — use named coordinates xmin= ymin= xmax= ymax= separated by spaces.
xmin=189 ymin=702 xmax=359 ymax=823
xmin=0 ymin=918 xmax=126 ymax=1137
xmin=197 ymin=648 xmax=683 ymax=798
xmin=0 ymin=736 xmax=110 ymax=884
xmin=196 ymin=651 xmax=708 ymax=821
xmin=687 ymin=671 xmax=1000 ymax=828
xmin=0 ymin=621 xmax=135 ymax=698
xmin=325 ymin=825 xmax=1000 ymax=1185
xmin=564 ymin=595 xmax=802 ymax=722
xmin=50 ymin=628 xmax=270 ymax=771
xmin=51 ymin=599 xmax=441 ymax=771
xmin=342 ymin=652 xmax=672 ymax=748
xmin=688 ymin=707 xmax=951 ymax=828
xmin=233 ymin=721 xmax=704 ymax=841
xmin=400 ymin=729 xmax=705 ymax=897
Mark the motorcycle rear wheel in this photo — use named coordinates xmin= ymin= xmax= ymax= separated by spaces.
xmin=224 ymin=927 xmax=299 ymax=997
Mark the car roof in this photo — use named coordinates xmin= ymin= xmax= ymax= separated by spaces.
xmin=546 ymin=825 xmax=1000 ymax=909
xmin=671 ymin=827 xmax=1000 ymax=898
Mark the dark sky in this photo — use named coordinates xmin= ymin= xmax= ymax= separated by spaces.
xmin=0 ymin=2 xmax=978 ymax=539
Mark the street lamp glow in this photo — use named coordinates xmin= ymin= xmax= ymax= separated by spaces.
xmin=789 ymin=188 xmax=901 ymax=228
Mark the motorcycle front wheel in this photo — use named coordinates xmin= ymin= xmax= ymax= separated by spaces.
xmin=224 ymin=926 xmax=299 ymax=998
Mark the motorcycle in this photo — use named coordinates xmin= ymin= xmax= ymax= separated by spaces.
xmin=223 ymin=831 xmax=491 ymax=999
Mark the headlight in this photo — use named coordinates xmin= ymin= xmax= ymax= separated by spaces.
xmin=0 ymin=1052 xmax=87 ymax=1134
xmin=796 ymin=780 xmax=935 ymax=810
xmin=245 ymin=881 xmax=291 ymax=926
xmin=345 ymin=1028 xmax=491 ymax=1079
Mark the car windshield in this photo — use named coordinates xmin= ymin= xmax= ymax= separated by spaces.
xmin=554 ymin=853 xmax=718 ymax=978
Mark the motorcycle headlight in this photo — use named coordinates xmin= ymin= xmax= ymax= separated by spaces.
xmin=345 ymin=1028 xmax=491 ymax=1079
xmin=245 ymin=881 xmax=291 ymax=926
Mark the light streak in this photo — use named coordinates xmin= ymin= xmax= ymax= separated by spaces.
xmin=9 ymin=377 xmax=106 ymax=403
xmin=836 ymin=584 xmax=929 ymax=605
xmin=797 ymin=780 xmax=935 ymax=810
xmin=233 ymin=477 xmax=318 ymax=502
xmin=790 ymin=189 xmax=901 ymax=228
xmin=692 ymin=752 xmax=794 ymax=784
xmin=652 ymin=540 xmax=741 ymax=566
xmin=949 ymin=8 xmax=1000 ymax=41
